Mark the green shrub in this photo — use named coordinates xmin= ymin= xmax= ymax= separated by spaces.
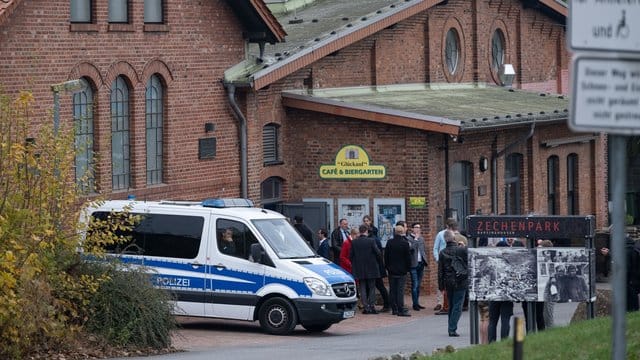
xmin=84 ymin=262 xmax=177 ymax=349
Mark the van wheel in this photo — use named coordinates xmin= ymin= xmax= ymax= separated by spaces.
xmin=302 ymin=323 xmax=332 ymax=332
xmin=259 ymin=298 xmax=298 ymax=335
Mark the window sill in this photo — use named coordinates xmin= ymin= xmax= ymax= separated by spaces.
xmin=144 ymin=24 xmax=170 ymax=32
xmin=69 ymin=23 xmax=99 ymax=32
xmin=108 ymin=23 xmax=135 ymax=32
xmin=263 ymin=160 xmax=284 ymax=166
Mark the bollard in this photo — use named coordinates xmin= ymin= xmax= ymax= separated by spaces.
xmin=513 ymin=316 xmax=524 ymax=360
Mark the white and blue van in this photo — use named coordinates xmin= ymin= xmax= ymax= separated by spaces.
xmin=83 ymin=198 xmax=357 ymax=335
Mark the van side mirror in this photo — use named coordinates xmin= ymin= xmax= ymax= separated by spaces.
xmin=250 ymin=243 xmax=264 ymax=264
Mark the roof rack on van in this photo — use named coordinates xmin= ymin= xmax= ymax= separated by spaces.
xmin=201 ymin=198 xmax=254 ymax=208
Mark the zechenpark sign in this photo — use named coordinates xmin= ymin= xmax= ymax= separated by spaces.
xmin=466 ymin=215 xmax=595 ymax=239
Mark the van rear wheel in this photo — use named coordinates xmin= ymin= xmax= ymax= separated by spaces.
xmin=302 ymin=323 xmax=332 ymax=332
xmin=259 ymin=297 xmax=298 ymax=335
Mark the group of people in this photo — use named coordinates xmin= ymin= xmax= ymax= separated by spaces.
xmin=306 ymin=215 xmax=429 ymax=317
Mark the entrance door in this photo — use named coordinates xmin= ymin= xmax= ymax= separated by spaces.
xmin=279 ymin=202 xmax=327 ymax=249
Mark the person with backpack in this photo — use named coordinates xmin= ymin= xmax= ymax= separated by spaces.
xmin=600 ymin=235 xmax=640 ymax=312
xmin=438 ymin=229 xmax=469 ymax=337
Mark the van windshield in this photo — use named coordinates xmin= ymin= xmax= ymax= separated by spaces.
xmin=252 ymin=219 xmax=315 ymax=259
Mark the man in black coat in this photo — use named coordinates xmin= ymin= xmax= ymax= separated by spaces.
xmin=350 ymin=224 xmax=382 ymax=314
xmin=438 ymin=229 xmax=468 ymax=337
xmin=385 ymin=225 xmax=412 ymax=316
xmin=293 ymin=215 xmax=315 ymax=249
xmin=330 ymin=218 xmax=350 ymax=265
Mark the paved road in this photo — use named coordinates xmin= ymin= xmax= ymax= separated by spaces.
xmin=113 ymin=294 xmax=581 ymax=360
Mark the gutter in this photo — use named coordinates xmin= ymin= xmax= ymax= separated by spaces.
xmin=491 ymin=121 xmax=535 ymax=214
xmin=224 ymin=83 xmax=249 ymax=198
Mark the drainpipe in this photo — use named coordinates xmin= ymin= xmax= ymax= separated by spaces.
xmin=491 ymin=121 xmax=535 ymax=214
xmin=443 ymin=134 xmax=450 ymax=218
xmin=225 ymin=83 xmax=248 ymax=198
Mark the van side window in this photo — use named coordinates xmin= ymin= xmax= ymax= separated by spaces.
xmin=91 ymin=212 xmax=204 ymax=259
xmin=216 ymin=219 xmax=258 ymax=259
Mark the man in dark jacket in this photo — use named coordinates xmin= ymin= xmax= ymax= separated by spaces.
xmin=438 ymin=229 xmax=468 ymax=337
xmin=330 ymin=218 xmax=350 ymax=265
xmin=385 ymin=225 xmax=412 ymax=316
xmin=293 ymin=215 xmax=315 ymax=249
xmin=350 ymin=224 xmax=382 ymax=314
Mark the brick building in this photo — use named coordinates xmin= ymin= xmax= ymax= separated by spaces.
xmin=0 ymin=0 xmax=607 ymax=294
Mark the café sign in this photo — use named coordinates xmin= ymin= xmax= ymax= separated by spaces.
xmin=319 ymin=145 xmax=386 ymax=180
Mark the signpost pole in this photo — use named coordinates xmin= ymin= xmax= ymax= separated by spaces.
xmin=610 ymin=135 xmax=627 ymax=360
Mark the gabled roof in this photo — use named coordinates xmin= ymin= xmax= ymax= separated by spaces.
xmin=225 ymin=0 xmax=567 ymax=90
xmin=282 ymin=84 xmax=570 ymax=135
xmin=224 ymin=0 xmax=286 ymax=44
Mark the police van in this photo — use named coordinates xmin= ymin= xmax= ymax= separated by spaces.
xmin=83 ymin=198 xmax=357 ymax=335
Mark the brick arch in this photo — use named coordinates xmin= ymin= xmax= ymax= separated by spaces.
xmin=141 ymin=58 xmax=174 ymax=85
xmin=260 ymin=167 xmax=289 ymax=183
xmin=68 ymin=61 xmax=104 ymax=89
xmin=104 ymin=61 xmax=140 ymax=89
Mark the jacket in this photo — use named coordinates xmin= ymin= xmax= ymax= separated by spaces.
xmin=409 ymin=234 xmax=428 ymax=268
xmin=350 ymin=235 xmax=381 ymax=280
xmin=438 ymin=242 xmax=468 ymax=291
xmin=384 ymin=234 xmax=412 ymax=276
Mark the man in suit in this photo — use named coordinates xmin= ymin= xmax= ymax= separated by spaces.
xmin=408 ymin=222 xmax=428 ymax=311
xmin=438 ymin=229 xmax=469 ymax=337
xmin=350 ymin=224 xmax=382 ymax=314
xmin=330 ymin=218 xmax=350 ymax=265
xmin=385 ymin=225 xmax=412 ymax=316
xmin=317 ymin=228 xmax=331 ymax=259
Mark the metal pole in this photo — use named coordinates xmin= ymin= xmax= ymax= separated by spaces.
xmin=53 ymin=89 xmax=60 ymax=137
xmin=610 ymin=135 xmax=627 ymax=360
xmin=513 ymin=316 xmax=524 ymax=360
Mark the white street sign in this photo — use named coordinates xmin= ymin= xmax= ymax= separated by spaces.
xmin=569 ymin=0 xmax=640 ymax=52
xmin=570 ymin=55 xmax=640 ymax=134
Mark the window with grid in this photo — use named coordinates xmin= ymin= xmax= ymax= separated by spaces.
xmin=73 ymin=78 xmax=94 ymax=193
xmin=450 ymin=161 xmax=472 ymax=231
xmin=504 ymin=153 xmax=522 ymax=215
xmin=144 ymin=0 xmax=164 ymax=23
xmin=111 ymin=76 xmax=131 ymax=190
xmin=567 ymin=154 xmax=579 ymax=215
xmin=145 ymin=75 xmax=163 ymax=185
xmin=70 ymin=0 xmax=93 ymax=23
xmin=109 ymin=0 xmax=128 ymax=23
xmin=547 ymin=156 xmax=559 ymax=215
xmin=263 ymin=124 xmax=281 ymax=164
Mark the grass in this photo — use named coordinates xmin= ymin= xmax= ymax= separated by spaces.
xmin=428 ymin=311 xmax=640 ymax=360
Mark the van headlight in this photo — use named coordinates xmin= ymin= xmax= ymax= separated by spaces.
xmin=304 ymin=277 xmax=332 ymax=296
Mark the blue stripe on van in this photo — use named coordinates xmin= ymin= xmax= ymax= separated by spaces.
xmin=301 ymin=263 xmax=355 ymax=284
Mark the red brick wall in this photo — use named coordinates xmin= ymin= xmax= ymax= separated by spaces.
xmin=0 ymin=0 xmax=246 ymax=200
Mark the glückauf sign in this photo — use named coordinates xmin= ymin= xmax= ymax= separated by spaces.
xmin=319 ymin=145 xmax=386 ymax=180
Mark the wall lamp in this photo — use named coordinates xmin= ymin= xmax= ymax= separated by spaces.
xmin=499 ymin=64 xmax=516 ymax=88
xmin=51 ymin=79 xmax=87 ymax=136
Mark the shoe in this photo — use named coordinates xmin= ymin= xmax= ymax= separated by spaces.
xmin=418 ymin=304 xmax=426 ymax=309
xmin=449 ymin=332 xmax=460 ymax=337
xmin=436 ymin=310 xmax=449 ymax=315
xmin=397 ymin=312 xmax=411 ymax=317
xmin=380 ymin=307 xmax=390 ymax=313
xmin=434 ymin=304 xmax=442 ymax=311
xmin=362 ymin=309 xmax=371 ymax=314
xmin=412 ymin=305 xmax=422 ymax=311
xmin=391 ymin=311 xmax=398 ymax=315
xmin=369 ymin=309 xmax=378 ymax=314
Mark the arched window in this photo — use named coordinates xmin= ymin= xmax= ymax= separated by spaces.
xmin=450 ymin=161 xmax=472 ymax=230
xmin=146 ymin=74 xmax=164 ymax=185
xmin=567 ymin=154 xmax=579 ymax=215
xmin=491 ymin=29 xmax=505 ymax=73
xmin=111 ymin=76 xmax=130 ymax=190
xmin=73 ymin=78 xmax=94 ymax=192
xmin=263 ymin=123 xmax=281 ymax=164
xmin=547 ymin=156 xmax=559 ymax=215
xmin=445 ymin=28 xmax=460 ymax=75
xmin=504 ymin=153 xmax=522 ymax=215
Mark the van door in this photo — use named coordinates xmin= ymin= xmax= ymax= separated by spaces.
xmin=141 ymin=208 xmax=209 ymax=317
xmin=205 ymin=217 xmax=265 ymax=320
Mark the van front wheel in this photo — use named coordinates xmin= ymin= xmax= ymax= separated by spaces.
xmin=259 ymin=297 xmax=298 ymax=335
